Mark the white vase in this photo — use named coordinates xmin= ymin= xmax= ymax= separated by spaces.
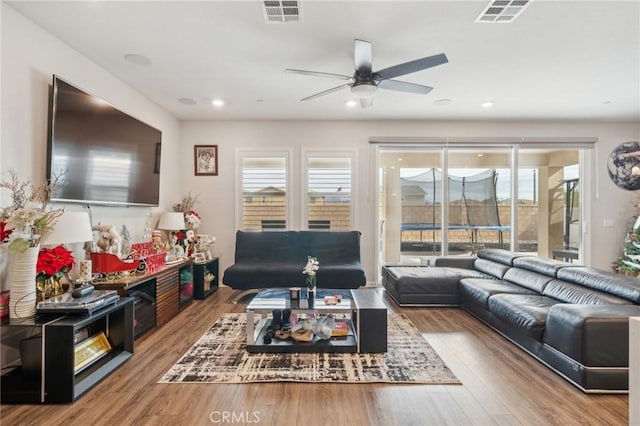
xmin=8 ymin=245 xmax=39 ymax=319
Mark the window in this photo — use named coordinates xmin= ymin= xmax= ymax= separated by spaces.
xmin=304 ymin=154 xmax=354 ymax=231
xmin=237 ymin=149 xmax=355 ymax=232
xmin=239 ymin=155 xmax=288 ymax=231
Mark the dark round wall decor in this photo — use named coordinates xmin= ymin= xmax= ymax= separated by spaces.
xmin=608 ymin=141 xmax=640 ymax=190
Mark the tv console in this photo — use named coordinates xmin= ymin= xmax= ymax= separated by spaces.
xmin=93 ymin=258 xmax=193 ymax=339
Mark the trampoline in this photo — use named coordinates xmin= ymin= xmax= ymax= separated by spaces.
xmin=400 ymin=169 xmax=510 ymax=251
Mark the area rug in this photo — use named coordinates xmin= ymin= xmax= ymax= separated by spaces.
xmin=159 ymin=313 xmax=459 ymax=384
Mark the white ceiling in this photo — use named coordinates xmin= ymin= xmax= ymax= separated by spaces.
xmin=6 ymin=0 xmax=640 ymax=121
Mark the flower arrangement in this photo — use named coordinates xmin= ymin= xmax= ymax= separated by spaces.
xmin=303 ymin=256 xmax=319 ymax=292
xmin=0 ymin=170 xmax=65 ymax=253
xmin=173 ymin=192 xmax=202 ymax=231
xmin=185 ymin=210 xmax=201 ymax=230
xmin=36 ymin=245 xmax=75 ymax=300
xmin=36 ymin=245 xmax=75 ymax=282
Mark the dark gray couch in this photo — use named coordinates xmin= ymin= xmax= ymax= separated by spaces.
xmin=382 ymin=249 xmax=640 ymax=392
xmin=223 ymin=230 xmax=366 ymax=291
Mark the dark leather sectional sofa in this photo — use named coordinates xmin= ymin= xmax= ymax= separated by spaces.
xmin=224 ymin=230 xmax=366 ymax=291
xmin=382 ymin=249 xmax=640 ymax=392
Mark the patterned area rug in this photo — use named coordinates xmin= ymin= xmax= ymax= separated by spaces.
xmin=159 ymin=313 xmax=459 ymax=384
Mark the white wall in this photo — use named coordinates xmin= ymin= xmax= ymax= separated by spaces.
xmin=181 ymin=120 xmax=640 ymax=282
xmin=0 ymin=5 xmax=181 ymax=242
xmin=1 ymin=4 xmax=182 ymax=289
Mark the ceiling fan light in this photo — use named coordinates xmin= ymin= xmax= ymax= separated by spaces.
xmin=350 ymin=83 xmax=377 ymax=98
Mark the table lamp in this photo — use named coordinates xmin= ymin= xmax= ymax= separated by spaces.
xmin=39 ymin=210 xmax=95 ymax=287
xmin=157 ymin=212 xmax=186 ymax=260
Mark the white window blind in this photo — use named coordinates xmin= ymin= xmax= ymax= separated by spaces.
xmin=306 ymin=156 xmax=352 ymax=231
xmin=241 ymin=156 xmax=288 ymax=231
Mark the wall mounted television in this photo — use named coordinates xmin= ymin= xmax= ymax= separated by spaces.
xmin=47 ymin=75 xmax=162 ymax=207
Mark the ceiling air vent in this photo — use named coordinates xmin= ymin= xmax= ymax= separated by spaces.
xmin=262 ymin=0 xmax=302 ymax=23
xmin=475 ymin=0 xmax=533 ymax=23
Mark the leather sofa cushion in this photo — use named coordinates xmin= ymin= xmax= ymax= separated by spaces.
xmin=544 ymin=304 xmax=640 ymax=366
xmin=488 ymin=294 xmax=562 ymax=341
xmin=512 ymin=256 xmax=571 ymax=277
xmin=542 ymin=279 xmax=631 ymax=305
xmin=460 ymin=278 xmax=536 ymax=309
xmin=234 ymin=230 xmax=293 ymax=263
xmin=503 ymin=267 xmax=554 ymax=293
xmin=557 ymin=267 xmax=640 ymax=304
xmin=224 ymin=262 xmax=365 ymax=289
xmin=477 ymin=248 xmax=523 ymax=265
xmin=474 ymin=258 xmax=510 ymax=279
xmin=382 ymin=266 xmax=487 ymax=295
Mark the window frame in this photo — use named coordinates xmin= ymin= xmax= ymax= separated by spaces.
xmin=235 ymin=149 xmax=293 ymax=231
xmin=301 ymin=150 xmax=357 ymax=231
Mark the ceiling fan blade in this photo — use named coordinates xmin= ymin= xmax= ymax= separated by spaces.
xmin=285 ymin=69 xmax=353 ymax=80
xmin=375 ymin=53 xmax=448 ymax=80
xmin=354 ymin=39 xmax=372 ymax=75
xmin=378 ymin=79 xmax=433 ymax=95
xmin=301 ymin=84 xmax=351 ymax=101
xmin=360 ymin=97 xmax=373 ymax=108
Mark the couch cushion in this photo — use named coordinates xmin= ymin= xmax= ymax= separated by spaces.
xmin=381 ymin=266 xmax=490 ymax=305
xmin=477 ymin=248 xmax=523 ymax=266
xmin=295 ymin=231 xmax=362 ymax=264
xmin=557 ymin=267 xmax=640 ymax=304
xmin=512 ymin=256 xmax=572 ymax=277
xmin=488 ymin=294 xmax=562 ymax=341
xmin=474 ymin=258 xmax=511 ymax=279
xmin=382 ymin=266 xmax=487 ymax=294
xmin=223 ymin=263 xmax=303 ymax=288
xmin=234 ymin=230 xmax=294 ymax=263
xmin=460 ymin=278 xmax=536 ymax=310
xmin=542 ymin=279 xmax=631 ymax=305
xmin=503 ymin=267 xmax=554 ymax=294
xmin=544 ymin=304 xmax=640 ymax=366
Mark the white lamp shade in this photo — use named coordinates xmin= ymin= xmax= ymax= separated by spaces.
xmin=157 ymin=212 xmax=185 ymax=230
xmin=40 ymin=211 xmax=94 ymax=246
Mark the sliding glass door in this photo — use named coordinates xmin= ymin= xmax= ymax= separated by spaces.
xmin=518 ymin=149 xmax=581 ymax=259
xmin=448 ymin=147 xmax=512 ymax=254
xmin=377 ymin=144 xmax=584 ymax=269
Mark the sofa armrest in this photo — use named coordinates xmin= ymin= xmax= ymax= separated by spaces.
xmin=544 ymin=304 xmax=640 ymax=367
xmin=433 ymin=256 xmax=476 ymax=270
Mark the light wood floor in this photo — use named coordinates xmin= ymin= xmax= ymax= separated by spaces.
xmin=1 ymin=287 xmax=629 ymax=426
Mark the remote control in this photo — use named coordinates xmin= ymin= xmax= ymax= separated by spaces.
xmin=72 ymin=284 xmax=95 ymax=298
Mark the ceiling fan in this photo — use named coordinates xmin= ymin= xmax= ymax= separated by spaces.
xmin=285 ymin=39 xmax=448 ymax=108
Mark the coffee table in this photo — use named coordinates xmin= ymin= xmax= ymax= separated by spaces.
xmin=246 ymin=288 xmax=387 ymax=353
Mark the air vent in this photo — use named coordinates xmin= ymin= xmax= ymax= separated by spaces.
xmin=262 ymin=0 xmax=302 ymax=23
xmin=475 ymin=0 xmax=533 ymax=23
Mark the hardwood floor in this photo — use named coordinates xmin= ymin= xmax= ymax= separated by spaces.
xmin=1 ymin=287 xmax=629 ymax=425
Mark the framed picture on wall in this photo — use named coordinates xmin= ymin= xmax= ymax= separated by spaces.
xmin=194 ymin=145 xmax=218 ymax=176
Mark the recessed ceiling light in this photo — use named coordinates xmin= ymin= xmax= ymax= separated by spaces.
xmin=477 ymin=154 xmax=484 ymax=157
xmin=481 ymin=101 xmax=495 ymax=108
xmin=124 ymin=53 xmax=152 ymax=66
xmin=211 ymin=99 xmax=225 ymax=107
xmin=345 ymin=100 xmax=358 ymax=108
xmin=178 ymin=98 xmax=197 ymax=105
xmin=433 ymin=98 xmax=453 ymax=107
xmin=397 ymin=158 xmax=403 ymax=162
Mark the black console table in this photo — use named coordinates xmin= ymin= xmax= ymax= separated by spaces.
xmin=0 ymin=298 xmax=134 ymax=403
xmin=193 ymin=257 xmax=219 ymax=299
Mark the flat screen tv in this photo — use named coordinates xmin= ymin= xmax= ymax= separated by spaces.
xmin=47 ymin=75 xmax=162 ymax=207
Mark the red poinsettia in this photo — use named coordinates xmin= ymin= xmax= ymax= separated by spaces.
xmin=0 ymin=221 xmax=12 ymax=243
xmin=36 ymin=245 xmax=75 ymax=282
